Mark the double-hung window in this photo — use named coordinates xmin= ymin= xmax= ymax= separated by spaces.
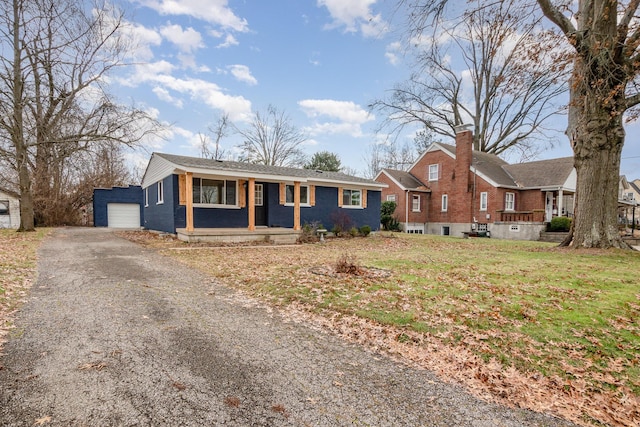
xmin=505 ymin=192 xmax=515 ymax=211
xmin=343 ymin=189 xmax=361 ymax=207
xmin=428 ymin=164 xmax=439 ymax=181
xmin=412 ymin=195 xmax=421 ymax=212
xmin=193 ymin=178 xmax=237 ymax=206
xmin=480 ymin=192 xmax=488 ymax=211
xmin=157 ymin=181 xmax=164 ymax=204
xmin=285 ymin=185 xmax=309 ymax=205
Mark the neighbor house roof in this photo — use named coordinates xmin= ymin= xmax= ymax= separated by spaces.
xmin=141 ymin=153 xmax=387 ymax=189
xmin=376 ymin=169 xmax=430 ymax=192
xmin=393 ymin=143 xmax=576 ymax=191
xmin=504 ymin=157 xmax=575 ymax=189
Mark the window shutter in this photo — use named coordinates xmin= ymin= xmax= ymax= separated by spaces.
xmin=178 ymin=174 xmax=187 ymax=205
xmin=238 ymin=180 xmax=246 ymax=208
xmin=279 ymin=182 xmax=286 ymax=205
xmin=362 ymin=189 xmax=367 ymax=208
xmin=338 ymin=187 xmax=343 ymax=207
xmin=310 ymin=185 xmax=316 ymax=206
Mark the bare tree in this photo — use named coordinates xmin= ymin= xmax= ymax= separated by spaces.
xmin=404 ymin=0 xmax=640 ymax=249
xmin=372 ymin=1 xmax=568 ymax=160
xmin=0 ymin=0 xmax=159 ymax=230
xmin=363 ymin=139 xmax=418 ymax=178
xmin=199 ymin=114 xmax=230 ymax=160
xmin=235 ymin=105 xmax=307 ymax=167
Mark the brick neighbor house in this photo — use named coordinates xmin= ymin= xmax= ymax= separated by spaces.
xmin=375 ymin=126 xmax=576 ymax=240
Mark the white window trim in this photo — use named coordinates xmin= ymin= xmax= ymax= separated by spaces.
xmin=480 ymin=192 xmax=488 ymax=211
xmin=441 ymin=194 xmax=448 ymax=212
xmin=428 ymin=164 xmax=439 ymax=181
xmin=341 ymin=188 xmax=363 ymax=209
xmin=157 ymin=181 xmax=164 ymax=205
xmin=192 ymin=178 xmax=240 ymax=209
xmin=412 ymin=194 xmax=421 ymax=212
xmin=505 ymin=192 xmax=515 ymax=211
xmin=144 ymin=188 xmax=149 ymax=207
xmin=387 ymin=194 xmax=396 ymax=202
xmin=284 ymin=184 xmax=311 ymax=207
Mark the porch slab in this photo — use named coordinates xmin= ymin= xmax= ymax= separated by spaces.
xmin=176 ymin=227 xmax=302 ymax=244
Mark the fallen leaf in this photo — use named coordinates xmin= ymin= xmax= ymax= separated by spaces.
xmin=34 ymin=415 xmax=51 ymax=425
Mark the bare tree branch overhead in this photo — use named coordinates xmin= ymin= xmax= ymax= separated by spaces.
xmin=0 ymin=0 xmax=162 ymax=230
xmin=372 ymin=0 xmax=569 ymax=160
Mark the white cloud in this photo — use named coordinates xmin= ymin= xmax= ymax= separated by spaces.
xmin=298 ymin=99 xmax=374 ymax=137
xmin=385 ymin=41 xmax=401 ymax=65
xmin=216 ymin=34 xmax=239 ymax=48
xmin=126 ymin=62 xmax=252 ymax=121
xmin=318 ymin=0 xmax=387 ymax=38
xmin=160 ymin=24 xmax=204 ymax=53
xmin=119 ymin=21 xmax=162 ymax=61
xmin=152 ymin=86 xmax=184 ymax=108
xmin=228 ymin=64 xmax=258 ymax=86
xmin=135 ymin=0 xmax=248 ymax=32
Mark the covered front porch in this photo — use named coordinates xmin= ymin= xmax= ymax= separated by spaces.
xmin=176 ymin=227 xmax=302 ymax=244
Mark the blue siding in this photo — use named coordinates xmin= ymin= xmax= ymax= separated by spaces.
xmin=143 ymin=176 xmax=176 ymax=233
xmin=142 ymin=174 xmax=382 ymax=233
xmin=93 ymin=186 xmax=143 ymax=227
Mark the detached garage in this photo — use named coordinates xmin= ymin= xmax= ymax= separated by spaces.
xmin=93 ymin=186 xmax=143 ymax=228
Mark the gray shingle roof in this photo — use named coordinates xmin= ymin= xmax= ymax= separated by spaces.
xmin=382 ymin=169 xmax=429 ymax=191
xmin=503 ymin=157 xmax=574 ymax=188
xmin=429 ymin=144 xmax=574 ymax=188
xmin=154 ymin=153 xmax=381 ymax=186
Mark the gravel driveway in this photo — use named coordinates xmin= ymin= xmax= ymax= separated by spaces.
xmin=0 ymin=228 xmax=577 ymax=426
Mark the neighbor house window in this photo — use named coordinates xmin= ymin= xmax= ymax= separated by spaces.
xmin=343 ymin=189 xmax=361 ymax=207
xmin=387 ymin=194 xmax=396 ymax=202
xmin=441 ymin=194 xmax=448 ymax=212
xmin=144 ymin=188 xmax=149 ymax=207
xmin=412 ymin=195 xmax=421 ymax=212
xmin=480 ymin=192 xmax=488 ymax=211
xmin=0 ymin=200 xmax=8 ymax=215
xmin=157 ymin=181 xmax=164 ymax=204
xmin=285 ymin=184 xmax=309 ymax=205
xmin=429 ymin=164 xmax=439 ymax=181
xmin=505 ymin=192 xmax=515 ymax=211
xmin=193 ymin=178 xmax=237 ymax=206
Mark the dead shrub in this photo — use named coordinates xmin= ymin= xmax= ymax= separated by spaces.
xmin=335 ymin=253 xmax=362 ymax=275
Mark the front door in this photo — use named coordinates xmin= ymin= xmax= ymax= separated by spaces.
xmin=545 ymin=191 xmax=554 ymax=223
xmin=255 ymin=183 xmax=267 ymax=226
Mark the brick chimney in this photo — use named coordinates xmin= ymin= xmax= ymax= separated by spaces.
xmin=454 ymin=124 xmax=473 ymax=223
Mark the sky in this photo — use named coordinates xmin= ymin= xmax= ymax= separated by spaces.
xmin=110 ymin=0 xmax=640 ymax=180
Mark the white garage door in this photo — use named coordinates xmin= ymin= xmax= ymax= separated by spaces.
xmin=107 ymin=203 xmax=140 ymax=228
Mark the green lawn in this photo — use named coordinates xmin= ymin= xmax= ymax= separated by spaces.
xmin=158 ymin=232 xmax=640 ymax=427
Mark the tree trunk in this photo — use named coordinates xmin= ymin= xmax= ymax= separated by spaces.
xmin=569 ymin=127 xmax=626 ymax=248
xmin=12 ymin=0 xmax=35 ymax=232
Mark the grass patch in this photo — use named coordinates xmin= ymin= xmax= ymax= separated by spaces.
xmin=126 ymin=231 xmax=640 ymax=426
xmin=0 ymin=228 xmax=50 ymax=348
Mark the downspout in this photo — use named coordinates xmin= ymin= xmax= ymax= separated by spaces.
xmin=405 ymin=189 xmax=409 ymax=233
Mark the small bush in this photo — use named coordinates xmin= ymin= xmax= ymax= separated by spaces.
xmin=330 ymin=210 xmax=352 ymax=237
xmin=349 ymin=227 xmax=360 ymax=237
xmin=549 ymin=216 xmax=572 ymax=232
xmin=359 ymin=225 xmax=371 ymax=236
xmin=335 ymin=253 xmax=362 ymax=275
xmin=298 ymin=221 xmax=323 ymax=243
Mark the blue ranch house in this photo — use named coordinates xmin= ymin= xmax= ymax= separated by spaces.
xmin=140 ymin=153 xmax=386 ymax=243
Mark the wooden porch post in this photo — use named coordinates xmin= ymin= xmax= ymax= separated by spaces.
xmin=294 ymin=181 xmax=301 ymax=231
xmin=185 ymin=172 xmax=194 ymax=232
xmin=248 ymin=178 xmax=256 ymax=231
